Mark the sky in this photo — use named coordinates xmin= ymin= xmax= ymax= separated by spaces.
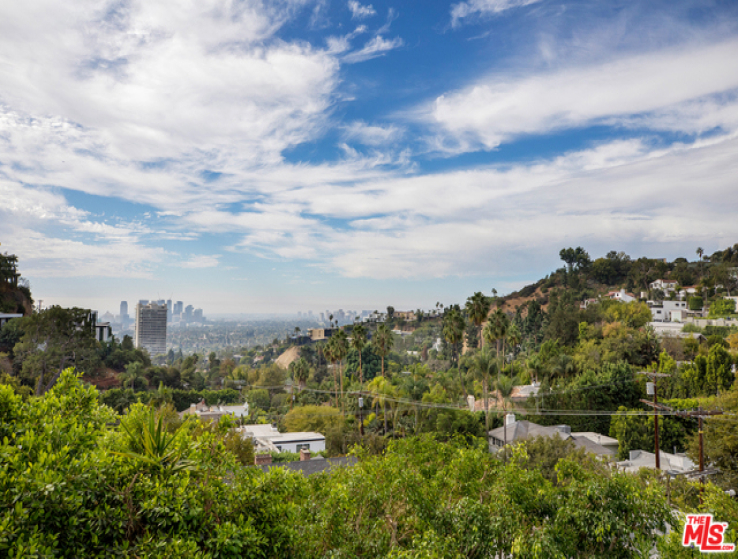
xmin=2 ymin=0 xmax=738 ymax=315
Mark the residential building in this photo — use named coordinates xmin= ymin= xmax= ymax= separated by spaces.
xmin=240 ymin=424 xmax=326 ymax=453
xmin=258 ymin=455 xmax=357 ymax=476
xmin=134 ymin=302 xmax=167 ymax=356
xmin=649 ymin=279 xmax=678 ymax=292
xmin=648 ymin=300 xmax=688 ymax=322
xmin=180 ymin=399 xmax=249 ymax=422
xmin=395 ymin=310 xmax=417 ymax=321
xmin=307 ymin=327 xmax=336 ymax=341
xmin=615 ymin=449 xmax=696 ymax=476
xmin=607 ymin=289 xmax=636 ymax=303
xmin=488 ymin=416 xmax=615 ymax=458
xmin=0 ymin=313 xmax=23 ymax=328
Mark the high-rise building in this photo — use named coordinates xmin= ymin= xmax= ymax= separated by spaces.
xmin=320 ymin=312 xmax=325 ymax=322
xmin=139 ymin=299 xmax=149 ymax=305
xmin=174 ymin=301 xmax=183 ymax=315
xmin=134 ymin=302 xmax=167 ymax=356
xmin=166 ymin=299 xmax=172 ymax=322
xmin=119 ymin=301 xmax=129 ymax=327
xmin=193 ymin=308 xmax=203 ymax=322
xmin=156 ymin=299 xmax=165 ymax=306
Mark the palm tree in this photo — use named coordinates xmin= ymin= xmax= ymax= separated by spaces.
xmin=526 ymin=354 xmax=543 ymax=384
xmin=323 ymin=339 xmax=339 ymax=407
xmin=496 ymin=374 xmax=518 ymax=463
xmin=121 ymin=361 xmax=148 ymax=391
xmin=697 ymin=247 xmax=704 ymax=278
xmin=443 ymin=309 xmax=466 ymax=395
xmin=367 ymin=376 xmax=396 ymax=435
xmin=373 ymin=323 xmax=394 ymax=377
xmin=506 ymin=323 xmax=521 ymax=358
xmin=484 ymin=309 xmax=509 ymax=438
xmin=290 ymin=357 xmax=310 ymax=390
xmin=470 ymin=350 xmax=495 ymax=432
xmin=333 ymin=329 xmax=349 ymax=412
xmin=465 ymin=291 xmax=491 ymax=349
xmin=351 ymin=323 xmax=368 ymax=385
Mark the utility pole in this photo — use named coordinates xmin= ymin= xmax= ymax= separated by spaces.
xmin=640 ymin=399 xmax=723 ymax=504
xmin=638 ymin=371 xmax=670 ymax=470
xmin=358 ymin=395 xmax=364 ymax=436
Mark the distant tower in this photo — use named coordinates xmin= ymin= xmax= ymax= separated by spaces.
xmin=166 ymin=299 xmax=172 ymax=322
xmin=120 ymin=301 xmax=129 ymax=327
xmin=134 ymin=302 xmax=167 ymax=356
xmin=184 ymin=305 xmax=194 ymax=322
xmin=174 ymin=301 xmax=183 ymax=316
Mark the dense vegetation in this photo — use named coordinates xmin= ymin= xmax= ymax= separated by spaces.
xmin=2 ymin=246 xmax=738 ymax=556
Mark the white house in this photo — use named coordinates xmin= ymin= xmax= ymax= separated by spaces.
xmin=616 ymin=449 xmax=696 ymax=476
xmin=0 ymin=313 xmax=23 ymax=328
xmin=607 ymin=289 xmax=636 ymax=303
xmin=240 ymin=424 xmax=325 ymax=453
xmin=648 ymin=300 xmax=689 ymax=322
xmin=649 ymin=279 xmax=678 ymax=292
xmin=181 ymin=400 xmax=249 ymax=422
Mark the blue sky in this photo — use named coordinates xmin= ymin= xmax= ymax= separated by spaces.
xmin=2 ymin=0 xmax=738 ymax=315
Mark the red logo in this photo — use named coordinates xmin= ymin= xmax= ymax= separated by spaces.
xmin=682 ymin=514 xmax=735 ymax=552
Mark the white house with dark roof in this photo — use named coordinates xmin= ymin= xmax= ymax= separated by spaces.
xmin=240 ymin=424 xmax=325 ymax=453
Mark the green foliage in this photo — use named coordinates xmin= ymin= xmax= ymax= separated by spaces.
xmin=345 ymin=344 xmax=381 ymax=382
xmin=709 ymin=297 xmax=736 ymax=318
xmin=688 ymin=295 xmax=704 ymax=310
xmin=245 ymin=388 xmax=270 ymax=410
xmin=609 ymin=407 xmax=692 ymax=459
xmin=282 ymin=405 xmax=343 ymax=433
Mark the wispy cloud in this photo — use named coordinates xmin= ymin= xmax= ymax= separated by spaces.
xmin=451 ymin=0 xmax=543 ymax=28
xmin=423 ymin=39 xmax=738 ymax=150
xmin=348 ymin=1 xmax=376 ymax=19
xmin=343 ymin=35 xmax=403 ymax=64
xmin=342 ymin=121 xmax=404 ymax=145
xmin=179 ymin=255 xmax=222 ymax=268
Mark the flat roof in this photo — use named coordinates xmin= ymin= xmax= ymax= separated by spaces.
xmin=270 ymin=432 xmax=325 ymax=443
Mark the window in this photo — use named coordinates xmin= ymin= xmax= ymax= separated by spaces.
xmin=296 ymin=443 xmax=310 ymax=452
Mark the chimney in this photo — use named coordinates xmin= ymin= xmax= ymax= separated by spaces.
xmin=255 ymin=453 xmax=272 ymax=466
xmin=189 ymin=403 xmax=196 ymax=414
xmin=505 ymin=413 xmax=516 ymax=426
xmin=300 ymin=448 xmax=311 ymax=462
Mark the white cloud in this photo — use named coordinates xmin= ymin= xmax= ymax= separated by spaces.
xmin=179 ymin=255 xmax=221 ymax=268
xmin=343 ymin=35 xmax=403 ymax=64
xmin=348 ymin=1 xmax=376 ymax=19
xmin=425 ymin=39 xmax=738 ymax=150
xmin=342 ymin=121 xmax=404 ymax=145
xmin=451 ymin=0 xmax=542 ymax=27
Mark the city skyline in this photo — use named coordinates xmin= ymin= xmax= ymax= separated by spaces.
xmin=2 ymin=0 xmax=738 ymax=313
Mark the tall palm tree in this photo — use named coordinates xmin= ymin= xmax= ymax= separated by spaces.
xmin=506 ymin=323 xmax=521 ymax=358
xmin=496 ymin=374 xmax=518 ymax=463
xmin=290 ymin=357 xmax=310 ymax=390
xmin=333 ymin=329 xmax=349 ymax=412
xmin=526 ymin=354 xmax=543 ymax=384
xmin=367 ymin=376 xmax=395 ymax=435
xmin=323 ymin=339 xmax=339 ymax=407
xmin=465 ymin=291 xmax=491 ymax=349
xmin=697 ymin=247 xmax=705 ymax=278
xmin=443 ymin=309 xmax=466 ymax=395
xmin=484 ymin=309 xmax=509 ymax=436
xmin=351 ymin=323 xmax=368 ymax=385
xmin=470 ymin=350 xmax=495 ymax=432
xmin=373 ymin=323 xmax=394 ymax=377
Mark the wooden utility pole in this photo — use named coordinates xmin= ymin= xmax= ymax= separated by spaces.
xmin=640 ymin=399 xmax=723 ymax=504
xmin=638 ymin=371 xmax=670 ymax=470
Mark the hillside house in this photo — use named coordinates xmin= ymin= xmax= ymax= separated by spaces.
xmin=607 ymin=289 xmax=636 ymax=303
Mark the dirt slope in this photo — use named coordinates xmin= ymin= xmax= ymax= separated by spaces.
xmin=275 ymin=346 xmax=301 ymax=369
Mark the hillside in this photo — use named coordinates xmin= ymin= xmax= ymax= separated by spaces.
xmin=275 ymin=345 xmax=301 ymax=369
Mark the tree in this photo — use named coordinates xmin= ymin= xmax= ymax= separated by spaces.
xmin=373 ymin=323 xmax=394 ymax=378
xmin=323 ymin=339 xmax=339 ymax=407
xmin=386 ymin=306 xmax=395 ymax=322
xmin=332 ymin=329 xmax=349 ymax=411
xmin=350 ymin=324 xmax=368 ymax=386
xmin=470 ymin=350 xmax=495 ymax=432
xmin=367 ymin=376 xmax=396 ymax=435
xmin=442 ymin=309 xmax=465 ymax=393
xmin=121 ymin=361 xmax=149 ymax=391
xmin=495 ymin=374 xmax=518 ymax=462
xmin=290 ymin=357 xmax=310 ymax=391
xmin=13 ymin=306 xmax=102 ymax=394
xmin=465 ymin=292 xmax=491 ymax=349
xmin=708 ymin=297 xmax=736 ymax=318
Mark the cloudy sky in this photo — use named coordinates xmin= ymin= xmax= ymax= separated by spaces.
xmin=2 ymin=0 xmax=738 ymax=315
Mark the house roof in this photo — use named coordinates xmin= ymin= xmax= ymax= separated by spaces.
xmin=489 ymin=421 xmax=614 ymax=457
xmin=258 ymin=456 xmax=357 ymax=476
xmin=616 ymin=450 xmax=696 ymax=474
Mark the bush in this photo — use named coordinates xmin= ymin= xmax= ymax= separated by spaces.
xmin=688 ymin=296 xmax=703 ymax=310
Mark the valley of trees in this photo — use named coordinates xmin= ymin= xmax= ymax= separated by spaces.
xmin=2 ymin=246 xmax=738 ymax=557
